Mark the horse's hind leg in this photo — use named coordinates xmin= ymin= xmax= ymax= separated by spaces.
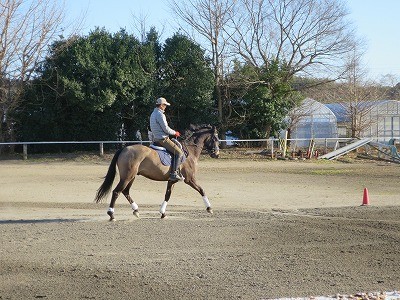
xmin=122 ymin=178 xmax=140 ymax=218
xmin=107 ymin=179 xmax=130 ymax=221
xmin=160 ymin=180 xmax=176 ymax=219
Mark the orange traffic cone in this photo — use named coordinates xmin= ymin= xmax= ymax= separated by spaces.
xmin=362 ymin=188 xmax=370 ymax=206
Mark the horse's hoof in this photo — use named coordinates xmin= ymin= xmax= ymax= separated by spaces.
xmin=133 ymin=210 xmax=140 ymax=218
xmin=206 ymin=207 xmax=213 ymax=214
xmin=161 ymin=213 xmax=167 ymax=219
xmin=107 ymin=211 xmax=116 ymax=221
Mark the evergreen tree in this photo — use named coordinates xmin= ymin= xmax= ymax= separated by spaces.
xmin=228 ymin=60 xmax=302 ymax=139
xmin=158 ymin=34 xmax=215 ymax=130
xmin=15 ymin=28 xmax=156 ymax=147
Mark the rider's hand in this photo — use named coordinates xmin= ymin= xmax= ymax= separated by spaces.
xmin=175 ymin=131 xmax=181 ymax=138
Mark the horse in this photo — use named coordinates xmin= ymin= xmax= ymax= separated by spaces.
xmin=94 ymin=124 xmax=220 ymax=221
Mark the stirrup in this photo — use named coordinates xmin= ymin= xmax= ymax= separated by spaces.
xmin=169 ymin=172 xmax=184 ymax=181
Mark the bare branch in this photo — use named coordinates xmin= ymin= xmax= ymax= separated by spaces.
xmin=169 ymin=0 xmax=236 ymax=127
xmin=0 ymin=0 xmax=79 ymax=144
xmin=229 ymin=0 xmax=358 ymax=79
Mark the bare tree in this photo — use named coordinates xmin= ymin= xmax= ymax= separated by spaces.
xmin=331 ymin=44 xmax=388 ymax=138
xmin=130 ymin=12 xmax=168 ymax=43
xmin=0 ymin=0 xmax=74 ymax=146
xmin=169 ymin=0 xmax=236 ymax=134
xmin=169 ymin=0 xmax=361 ymax=141
xmin=342 ymin=46 xmax=371 ymax=137
xmin=229 ymin=0 xmax=357 ymax=80
xmin=0 ymin=0 xmax=67 ymax=81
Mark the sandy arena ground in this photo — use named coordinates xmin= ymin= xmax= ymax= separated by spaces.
xmin=0 ymin=153 xmax=399 ymax=299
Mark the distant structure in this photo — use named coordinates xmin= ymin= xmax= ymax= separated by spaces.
xmin=286 ymin=98 xmax=400 ymax=146
xmin=326 ymin=100 xmax=400 ymax=142
xmin=286 ymin=98 xmax=338 ymax=147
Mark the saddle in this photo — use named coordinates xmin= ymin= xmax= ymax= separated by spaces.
xmin=149 ymin=139 xmax=187 ymax=166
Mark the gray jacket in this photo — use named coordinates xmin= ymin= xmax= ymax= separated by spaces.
xmin=149 ymin=108 xmax=176 ymax=140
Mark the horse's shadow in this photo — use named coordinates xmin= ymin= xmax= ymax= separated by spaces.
xmin=0 ymin=218 xmax=86 ymax=225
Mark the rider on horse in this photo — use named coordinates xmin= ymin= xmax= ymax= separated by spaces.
xmin=149 ymin=97 xmax=184 ymax=181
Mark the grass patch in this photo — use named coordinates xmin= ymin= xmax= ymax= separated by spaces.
xmin=310 ymin=169 xmax=352 ymax=175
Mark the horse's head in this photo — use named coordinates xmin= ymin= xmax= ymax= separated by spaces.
xmin=203 ymin=125 xmax=220 ymax=158
xmin=185 ymin=124 xmax=220 ymax=158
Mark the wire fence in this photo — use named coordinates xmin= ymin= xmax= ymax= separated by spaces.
xmin=0 ymin=137 xmax=360 ymax=160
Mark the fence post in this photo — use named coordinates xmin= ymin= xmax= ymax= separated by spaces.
xmin=282 ymin=131 xmax=288 ymax=158
xmin=334 ymin=140 xmax=339 ymax=151
xmin=23 ymin=144 xmax=28 ymax=160
xmin=99 ymin=143 xmax=104 ymax=157
xmin=270 ymin=138 xmax=274 ymax=158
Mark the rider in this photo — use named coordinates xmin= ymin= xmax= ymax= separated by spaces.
xmin=149 ymin=97 xmax=184 ymax=181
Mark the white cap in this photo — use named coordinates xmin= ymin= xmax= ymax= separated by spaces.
xmin=156 ymin=97 xmax=171 ymax=106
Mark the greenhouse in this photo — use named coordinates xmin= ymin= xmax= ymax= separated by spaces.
xmin=286 ymin=98 xmax=338 ymax=147
xmin=326 ymin=100 xmax=400 ymax=142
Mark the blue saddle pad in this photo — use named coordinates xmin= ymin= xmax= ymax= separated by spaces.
xmin=149 ymin=144 xmax=186 ymax=166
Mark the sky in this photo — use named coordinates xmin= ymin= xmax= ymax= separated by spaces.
xmin=346 ymin=0 xmax=400 ymax=82
xmin=65 ymin=0 xmax=400 ymax=83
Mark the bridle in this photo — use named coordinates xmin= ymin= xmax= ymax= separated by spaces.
xmin=182 ymin=126 xmax=220 ymax=158
xmin=204 ymin=130 xmax=220 ymax=158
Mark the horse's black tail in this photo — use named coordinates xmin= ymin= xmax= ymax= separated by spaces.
xmin=94 ymin=149 xmax=123 ymax=203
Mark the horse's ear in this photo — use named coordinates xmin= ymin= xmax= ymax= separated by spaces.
xmin=183 ymin=128 xmax=193 ymax=139
xmin=189 ymin=124 xmax=197 ymax=131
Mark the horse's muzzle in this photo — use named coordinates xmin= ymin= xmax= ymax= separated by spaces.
xmin=211 ymin=152 xmax=219 ymax=158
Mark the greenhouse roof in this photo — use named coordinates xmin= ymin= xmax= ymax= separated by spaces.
xmin=293 ymin=98 xmax=337 ymax=121
xmin=325 ymin=100 xmax=399 ymax=122
xmin=324 ymin=103 xmax=348 ymax=122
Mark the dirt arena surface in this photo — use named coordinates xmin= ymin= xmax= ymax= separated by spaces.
xmin=0 ymin=153 xmax=399 ymax=299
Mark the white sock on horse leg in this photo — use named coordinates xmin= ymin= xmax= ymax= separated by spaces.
xmin=160 ymin=201 xmax=168 ymax=214
xmin=202 ymin=196 xmax=211 ymax=208
xmin=108 ymin=207 xmax=114 ymax=213
xmin=131 ymin=202 xmax=138 ymax=211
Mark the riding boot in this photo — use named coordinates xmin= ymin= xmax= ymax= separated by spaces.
xmin=169 ymin=153 xmax=184 ymax=181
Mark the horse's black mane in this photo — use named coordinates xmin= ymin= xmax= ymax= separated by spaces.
xmin=182 ymin=124 xmax=214 ymax=141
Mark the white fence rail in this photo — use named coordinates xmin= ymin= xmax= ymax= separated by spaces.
xmin=0 ymin=138 xmax=360 ymax=160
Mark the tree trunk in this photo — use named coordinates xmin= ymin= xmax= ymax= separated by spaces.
xmin=263 ymin=125 xmax=272 ymax=148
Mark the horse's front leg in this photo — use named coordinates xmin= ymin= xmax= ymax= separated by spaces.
xmin=160 ymin=180 xmax=176 ymax=219
xmin=185 ymin=178 xmax=213 ymax=214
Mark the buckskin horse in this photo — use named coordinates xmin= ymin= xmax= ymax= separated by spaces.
xmin=94 ymin=124 xmax=220 ymax=220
